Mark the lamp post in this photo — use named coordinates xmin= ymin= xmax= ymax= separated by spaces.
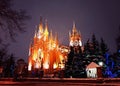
xmin=99 ymin=61 xmax=103 ymax=66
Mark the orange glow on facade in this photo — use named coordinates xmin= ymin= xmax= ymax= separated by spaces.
xmin=28 ymin=18 xmax=66 ymax=74
xmin=28 ymin=60 xmax=32 ymax=71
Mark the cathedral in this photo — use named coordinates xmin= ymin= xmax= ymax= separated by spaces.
xmin=28 ymin=18 xmax=82 ymax=76
xmin=69 ymin=22 xmax=83 ymax=54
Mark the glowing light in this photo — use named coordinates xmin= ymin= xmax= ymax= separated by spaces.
xmin=99 ymin=62 xmax=103 ymax=66
xmin=44 ymin=27 xmax=49 ymax=41
xmin=59 ymin=64 xmax=65 ymax=69
xmin=28 ymin=19 xmax=67 ymax=74
xmin=33 ymin=51 xmax=38 ymax=60
xmin=38 ymin=32 xmax=42 ymax=39
xmin=79 ymin=40 xmax=82 ymax=46
xmin=44 ymin=30 xmax=49 ymax=37
xmin=52 ymin=43 xmax=56 ymax=48
xmin=43 ymin=62 xmax=49 ymax=69
xmin=28 ymin=61 xmax=32 ymax=71
xmin=59 ymin=55 xmax=64 ymax=62
xmin=41 ymin=52 xmax=44 ymax=58
xmin=53 ymin=63 xmax=58 ymax=69
xmin=70 ymin=40 xmax=73 ymax=46
xmin=35 ymin=59 xmax=41 ymax=69
xmin=48 ymin=41 xmax=56 ymax=50
xmin=28 ymin=46 xmax=31 ymax=56
xmin=35 ymin=64 xmax=39 ymax=68
xmin=39 ymin=23 xmax=43 ymax=33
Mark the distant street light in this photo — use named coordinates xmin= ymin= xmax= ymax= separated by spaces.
xmin=99 ymin=62 xmax=103 ymax=66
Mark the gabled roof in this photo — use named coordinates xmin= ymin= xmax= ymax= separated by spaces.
xmin=86 ymin=62 xmax=100 ymax=69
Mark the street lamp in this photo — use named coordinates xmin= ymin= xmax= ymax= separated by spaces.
xmin=98 ymin=61 xmax=103 ymax=66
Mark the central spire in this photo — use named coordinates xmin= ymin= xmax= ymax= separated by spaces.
xmin=69 ymin=21 xmax=82 ymax=47
xmin=44 ymin=19 xmax=49 ymax=41
xmin=72 ymin=21 xmax=77 ymax=35
xmin=39 ymin=16 xmax=43 ymax=33
xmin=44 ymin=20 xmax=49 ymax=35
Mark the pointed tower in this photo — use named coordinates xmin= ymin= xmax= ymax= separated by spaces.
xmin=39 ymin=16 xmax=43 ymax=33
xmin=49 ymin=30 xmax=53 ymax=42
xmin=33 ymin=27 xmax=37 ymax=44
xmin=69 ymin=22 xmax=82 ymax=47
xmin=72 ymin=22 xmax=77 ymax=35
xmin=28 ymin=42 xmax=33 ymax=71
xmin=28 ymin=18 xmax=66 ymax=75
xmin=44 ymin=19 xmax=49 ymax=41
xmin=54 ymin=32 xmax=59 ymax=46
xmin=38 ymin=17 xmax=44 ymax=39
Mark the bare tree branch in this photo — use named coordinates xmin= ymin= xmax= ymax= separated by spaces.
xmin=0 ymin=0 xmax=30 ymax=41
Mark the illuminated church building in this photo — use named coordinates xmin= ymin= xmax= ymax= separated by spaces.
xmin=28 ymin=18 xmax=82 ymax=74
xmin=69 ymin=22 xmax=83 ymax=52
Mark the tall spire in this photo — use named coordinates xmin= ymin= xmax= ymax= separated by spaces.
xmin=40 ymin=16 xmax=42 ymax=26
xmin=39 ymin=16 xmax=43 ymax=33
xmin=55 ymin=32 xmax=58 ymax=44
xmin=69 ymin=31 xmax=71 ymax=37
xmin=44 ymin=19 xmax=49 ymax=36
xmin=45 ymin=19 xmax=48 ymax=30
xmin=72 ymin=21 xmax=77 ymax=35
xmin=44 ymin=19 xmax=49 ymax=41
xmin=28 ymin=41 xmax=32 ymax=56
xmin=50 ymin=30 xmax=53 ymax=40
xmin=69 ymin=30 xmax=71 ymax=42
xmin=34 ymin=25 xmax=37 ymax=38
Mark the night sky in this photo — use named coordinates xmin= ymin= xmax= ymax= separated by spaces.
xmin=9 ymin=0 xmax=120 ymax=62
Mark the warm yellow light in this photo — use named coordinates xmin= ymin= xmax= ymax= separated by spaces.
xmin=28 ymin=47 xmax=31 ymax=56
xmin=41 ymin=52 xmax=44 ymax=58
xmin=59 ymin=55 xmax=64 ymax=62
xmin=35 ymin=59 xmax=41 ymax=69
xmin=64 ymin=49 xmax=69 ymax=52
xmin=28 ymin=19 xmax=67 ymax=74
xmin=79 ymin=40 xmax=82 ymax=46
xmin=52 ymin=43 xmax=56 ymax=48
xmin=44 ymin=31 xmax=49 ymax=37
xmin=39 ymin=24 xmax=43 ymax=33
xmin=59 ymin=64 xmax=65 ymax=69
xmin=35 ymin=63 xmax=40 ymax=69
xmin=43 ymin=62 xmax=49 ymax=69
xmin=53 ymin=63 xmax=58 ymax=69
xmin=33 ymin=50 xmax=38 ymax=61
xmin=28 ymin=61 xmax=32 ymax=71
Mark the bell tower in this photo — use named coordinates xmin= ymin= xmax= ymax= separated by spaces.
xmin=69 ymin=22 xmax=82 ymax=47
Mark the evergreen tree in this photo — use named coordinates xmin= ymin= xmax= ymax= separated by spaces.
xmin=91 ymin=34 xmax=99 ymax=55
xmin=65 ymin=46 xmax=74 ymax=77
xmin=100 ymin=38 xmax=109 ymax=55
xmin=83 ymin=39 xmax=90 ymax=56
xmin=4 ymin=54 xmax=15 ymax=77
xmin=0 ymin=44 xmax=8 ymax=66
xmin=67 ymin=46 xmax=74 ymax=66
xmin=116 ymin=26 xmax=120 ymax=51
xmin=66 ymin=34 xmax=111 ymax=78
xmin=65 ymin=45 xmax=87 ymax=78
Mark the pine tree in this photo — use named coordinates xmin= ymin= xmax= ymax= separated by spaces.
xmin=100 ymin=38 xmax=109 ymax=55
xmin=67 ymin=46 xmax=74 ymax=66
xmin=91 ymin=34 xmax=99 ymax=55
xmin=83 ymin=39 xmax=90 ymax=56
xmin=65 ymin=45 xmax=87 ymax=78
xmin=4 ymin=54 xmax=15 ymax=77
xmin=65 ymin=46 xmax=74 ymax=77
xmin=116 ymin=26 xmax=120 ymax=51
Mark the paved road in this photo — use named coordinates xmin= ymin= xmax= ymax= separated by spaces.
xmin=0 ymin=81 xmax=120 ymax=86
xmin=1 ymin=78 xmax=120 ymax=86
